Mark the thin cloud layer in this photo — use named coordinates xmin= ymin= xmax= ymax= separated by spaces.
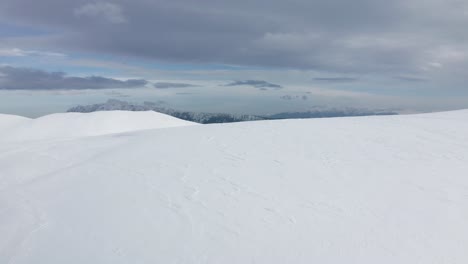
xmin=153 ymin=82 xmax=198 ymax=89
xmin=0 ymin=66 xmax=148 ymax=90
xmin=394 ymin=76 xmax=427 ymax=82
xmin=0 ymin=48 xmax=66 ymax=57
xmin=280 ymin=95 xmax=309 ymax=101
xmin=74 ymin=2 xmax=127 ymax=24
xmin=314 ymin=77 xmax=358 ymax=82
xmin=225 ymin=80 xmax=282 ymax=89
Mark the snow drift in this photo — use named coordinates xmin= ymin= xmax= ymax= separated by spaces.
xmin=0 ymin=110 xmax=196 ymax=142
xmin=1 ymin=110 xmax=468 ymax=263
xmin=0 ymin=113 xmax=30 ymax=131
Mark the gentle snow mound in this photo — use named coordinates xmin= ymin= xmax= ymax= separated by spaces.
xmin=0 ymin=113 xmax=30 ymax=130
xmin=0 ymin=111 xmax=196 ymax=141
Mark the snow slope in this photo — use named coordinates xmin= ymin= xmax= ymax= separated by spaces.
xmin=1 ymin=110 xmax=468 ymax=263
xmin=0 ymin=114 xmax=30 ymax=131
xmin=0 ymin=111 xmax=196 ymax=142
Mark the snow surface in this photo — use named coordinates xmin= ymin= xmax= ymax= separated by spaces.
xmin=1 ymin=110 xmax=468 ymax=263
xmin=0 ymin=111 xmax=196 ymax=142
xmin=0 ymin=114 xmax=30 ymax=131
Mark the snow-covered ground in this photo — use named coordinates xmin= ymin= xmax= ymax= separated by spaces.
xmin=0 ymin=114 xmax=30 ymax=131
xmin=0 ymin=111 xmax=196 ymax=142
xmin=1 ymin=110 xmax=467 ymax=263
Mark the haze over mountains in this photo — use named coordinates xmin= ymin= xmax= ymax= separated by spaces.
xmin=68 ymin=99 xmax=397 ymax=124
xmin=1 ymin=110 xmax=467 ymax=263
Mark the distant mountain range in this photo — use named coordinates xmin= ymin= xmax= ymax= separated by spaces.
xmin=68 ymin=99 xmax=398 ymax=124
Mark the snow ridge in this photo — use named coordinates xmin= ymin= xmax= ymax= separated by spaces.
xmin=0 ymin=111 xmax=196 ymax=142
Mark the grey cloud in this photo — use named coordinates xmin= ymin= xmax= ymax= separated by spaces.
xmin=154 ymin=82 xmax=198 ymax=89
xmin=280 ymin=95 xmax=308 ymax=101
xmin=176 ymin=92 xmax=197 ymax=95
xmin=0 ymin=66 xmax=148 ymax=90
xmin=314 ymin=77 xmax=358 ymax=82
xmin=105 ymin=91 xmax=132 ymax=98
xmin=0 ymin=48 xmax=66 ymax=57
xmin=394 ymin=76 xmax=427 ymax=82
xmin=1 ymin=0 xmax=468 ymax=81
xmin=74 ymin=2 xmax=127 ymax=24
xmin=0 ymin=0 xmax=426 ymax=72
xmin=225 ymin=80 xmax=282 ymax=89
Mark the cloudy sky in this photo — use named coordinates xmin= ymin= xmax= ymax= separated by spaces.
xmin=1 ymin=0 xmax=468 ymax=116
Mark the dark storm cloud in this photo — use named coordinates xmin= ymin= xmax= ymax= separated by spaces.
xmin=0 ymin=66 xmax=148 ymax=90
xmin=225 ymin=80 xmax=282 ymax=89
xmin=1 ymin=0 xmax=468 ymax=78
xmin=314 ymin=77 xmax=358 ymax=82
xmin=153 ymin=82 xmax=198 ymax=89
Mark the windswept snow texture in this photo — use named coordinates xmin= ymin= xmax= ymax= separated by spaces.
xmin=0 ymin=111 xmax=196 ymax=142
xmin=1 ymin=110 xmax=468 ymax=263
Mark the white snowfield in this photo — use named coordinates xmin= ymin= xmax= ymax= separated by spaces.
xmin=0 ymin=111 xmax=196 ymax=142
xmin=1 ymin=110 xmax=468 ymax=263
xmin=0 ymin=114 xmax=30 ymax=131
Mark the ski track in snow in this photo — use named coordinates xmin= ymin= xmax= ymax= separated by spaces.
xmin=1 ymin=110 xmax=468 ymax=263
